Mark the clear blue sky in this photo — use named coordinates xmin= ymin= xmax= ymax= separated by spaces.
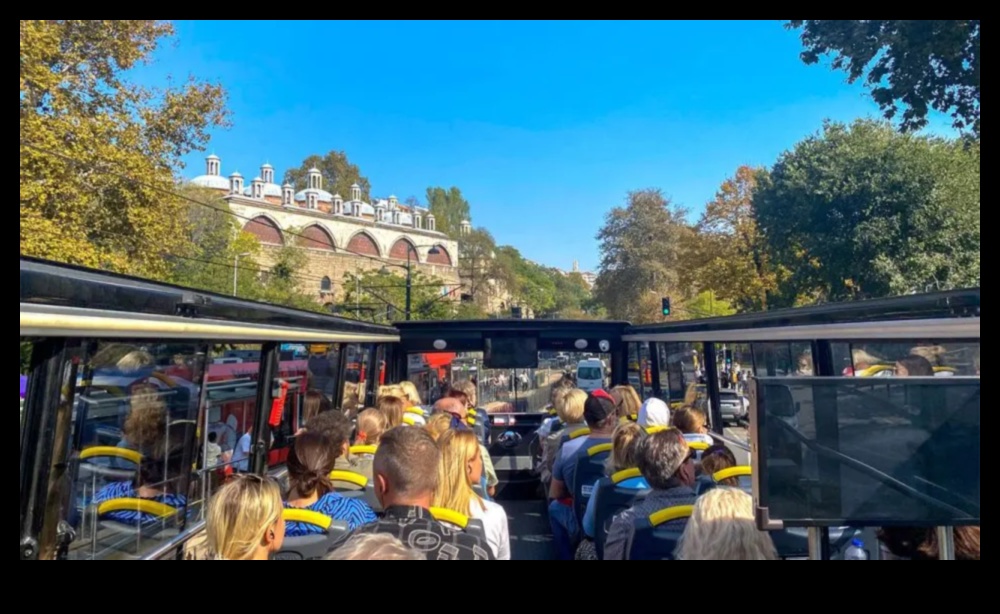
xmin=137 ymin=20 xmax=955 ymax=272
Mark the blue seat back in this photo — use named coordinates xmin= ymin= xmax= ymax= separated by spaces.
xmin=626 ymin=506 xmax=693 ymax=560
xmin=593 ymin=471 xmax=650 ymax=560
xmin=573 ymin=445 xmax=611 ymax=524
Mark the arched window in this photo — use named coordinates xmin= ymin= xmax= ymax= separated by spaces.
xmin=243 ymin=216 xmax=283 ymax=246
xmin=389 ymin=238 xmax=418 ymax=262
xmin=426 ymin=245 xmax=452 ymax=266
xmin=298 ymin=225 xmax=335 ymax=251
xmin=347 ymin=232 xmax=381 ymax=257
xmin=321 ymin=276 xmax=332 ymax=293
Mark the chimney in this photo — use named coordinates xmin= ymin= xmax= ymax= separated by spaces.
xmin=308 ymin=167 xmax=322 ymax=191
xmin=229 ymin=171 xmax=243 ymax=195
xmin=282 ymin=182 xmax=294 ymax=206
xmin=261 ymin=163 xmax=274 ymax=184
xmin=251 ymin=176 xmax=264 ymax=199
xmin=426 ymin=213 xmax=436 ymax=232
xmin=207 ymin=154 xmax=220 ymax=176
xmin=333 ymin=194 xmax=343 ymax=215
xmin=351 ymin=183 xmax=361 ymax=202
xmin=460 ymin=220 xmax=472 ymax=235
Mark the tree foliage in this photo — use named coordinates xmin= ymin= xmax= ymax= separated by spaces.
xmin=426 ymin=187 xmax=471 ymax=236
xmin=285 ymin=151 xmax=371 ymax=202
xmin=788 ymin=20 xmax=980 ymax=136
xmin=681 ymin=166 xmax=780 ymax=312
xmin=337 ymin=268 xmax=454 ymax=324
xmin=20 ymin=20 xmax=229 ymax=278
xmin=754 ymin=119 xmax=980 ymax=305
xmin=593 ymin=189 xmax=690 ymax=323
xmin=684 ymin=290 xmax=737 ymax=319
xmin=458 ymin=228 xmax=509 ymax=311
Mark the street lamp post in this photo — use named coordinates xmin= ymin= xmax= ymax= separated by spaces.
xmin=381 ymin=245 xmax=442 ymax=321
xmin=233 ymin=252 xmax=251 ymax=297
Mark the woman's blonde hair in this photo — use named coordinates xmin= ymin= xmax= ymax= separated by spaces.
xmin=424 ymin=413 xmax=453 ymax=441
xmin=326 ymin=533 xmax=426 ymax=560
xmin=399 ymin=381 xmax=422 ymax=406
xmin=606 ymin=421 xmax=647 ymax=475
xmin=611 ymin=385 xmax=642 ymax=420
xmin=432 ymin=428 xmax=485 ymax=517
xmin=677 ymin=487 xmax=776 ymax=561
xmin=379 ymin=385 xmax=403 ymax=399
xmin=377 ymin=395 xmax=406 ymax=429
xmin=357 ymin=408 xmax=388 ymax=446
xmin=123 ymin=384 xmax=167 ymax=453
xmin=452 ymin=380 xmax=477 ymax=408
xmin=558 ymin=389 xmax=587 ymax=424
xmin=207 ymin=475 xmax=283 ymax=560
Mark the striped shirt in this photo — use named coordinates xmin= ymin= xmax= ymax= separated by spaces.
xmin=284 ymin=493 xmax=377 ymax=536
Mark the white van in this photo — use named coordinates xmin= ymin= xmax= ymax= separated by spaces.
xmin=576 ymin=359 xmax=605 ymax=392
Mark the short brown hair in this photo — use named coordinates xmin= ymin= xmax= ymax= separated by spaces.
xmin=373 ymin=426 xmax=440 ymax=497
xmin=673 ymin=407 xmax=707 ymax=435
xmin=377 ymin=395 xmax=406 ymax=429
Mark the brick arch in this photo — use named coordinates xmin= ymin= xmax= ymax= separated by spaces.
xmin=389 ymin=238 xmax=419 ymax=262
xmin=298 ymin=225 xmax=336 ymax=251
xmin=243 ymin=215 xmax=284 ymax=246
xmin=346 ymin=231 xmax=381 ymax=257
xmin=427 ymin=244 xmax=452 ymax=266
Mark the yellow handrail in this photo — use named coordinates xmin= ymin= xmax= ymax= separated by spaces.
xmin=283 ymin=508 xmax=333 ymax=530
xmin=611 ymin=467 xmax=642 ymax=484
xmin=645 ymin=426 xmax=671 ymax=434
xmin=349 ymin=445 xmax=377 ymax=456
xmin=649 ymin=505 xmax=694 ymax=528
xmin=80 ymin=446 xmax=142 ymax=465
xmin=714 ymin=466 xmax=752 ymax=483
xmin=587 ymin=443 xmax=613 ymax=457
xmin=329 ymin=470 xmax=368 ymax=488
xmin=429 ymin=507 xmax=469 ymax=529
xmin=687 ymin=441 xmax=710 ymax=452
xmin=97 ymin=498 xmax=178 ymax=519
xmin=568 ymin=427 xmax=591 ymax=440
xmin=405 ymin=407 xmax=425 ymax=416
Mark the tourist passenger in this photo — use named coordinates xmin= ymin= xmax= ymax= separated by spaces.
xmin=673 ymin=406 xmax=715 ymax=446
xmin=93 ymin=433 xmax=188 ymax=528
xmin=877 ymin=526 xmax=980 ymax=560
xmin=549 ymin=391 xmax=617 ymax=560
xmin=377 ymin=395 xmax=407 ymax=429
xmin=604 ymin=429 xmax=698 ymax=560
xmin=433 ymin=397 xmax=498 ymax=497
xmin=677 ymin=487 xmax=777 ymax=560
xmin=306 ymin=409 xmax=371 ymax=484
xmin=637 ymin=397 xmax=671 ymax=429
xmin=434 ymin=428 xmax=511 ymax=559
xmin=352 ymin=427 xmax=494 ymax=560
xmin=326 ymin=533 xmax=426 ymax=560
xmin=577 ymin=421 xmax=649 ymax=560
xmin=206 ymin=474 xmax=285 ymax=560
xmin=539 ymin=389 xmax=588 ymax=488
xmin=610 ymin=385 xmax=642 ymax=421
xmin=699 ymin=445 xmax=740 ymax=487
xmin=894 ymin=354 xmax=935 ymax=377
xmin=283 ymin=432 xmax=376 ymax=536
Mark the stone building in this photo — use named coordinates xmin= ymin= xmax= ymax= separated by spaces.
xmin=189 ymin=155 xmax=462 ymax=310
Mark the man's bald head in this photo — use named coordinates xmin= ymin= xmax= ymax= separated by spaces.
xmin=433 ymin=397 xmax=467 ymax=420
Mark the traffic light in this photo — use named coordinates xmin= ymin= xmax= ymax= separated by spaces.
xmin=661 ymin=297 xmax=671 ymax=317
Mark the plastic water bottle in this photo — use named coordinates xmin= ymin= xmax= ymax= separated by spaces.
xmin=844 ymin=538 xmax=868 ymax=560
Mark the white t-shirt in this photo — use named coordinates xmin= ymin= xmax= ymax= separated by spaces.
xmin=469 ymin=498 xmax=511 ymax=560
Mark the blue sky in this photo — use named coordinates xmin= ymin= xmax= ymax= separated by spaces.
xmin=137 ymin=20 xmax=956 ymax=272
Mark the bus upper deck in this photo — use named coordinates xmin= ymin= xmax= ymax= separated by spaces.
xmin=20 ymin=256 xmax=979 ymax=560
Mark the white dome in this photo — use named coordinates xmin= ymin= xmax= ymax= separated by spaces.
xmin=190 ymin=175 xmax=231 ymax=190
xmin=262 ymin=183 xmax=282 ymax=197
xmin=345 ymin=202 xmax=375 ymax=216
xmin=294 ymin=189 xmax=333 ymax=202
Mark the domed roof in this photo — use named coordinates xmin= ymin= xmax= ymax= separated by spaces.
xmin=190 ymin=175 xmax=231 ymax=190
xmin=308 ymin=167 xmax=321 ymax=174
xmin=262 ymin=162 xmax=273 ymax=169
xmin=345 ymin=202 xmax=375 ymax=216
xmin=230 ymin=171 xmax=243 ymax=178
xmin=294 ymin=189 xmax=334 ymax=202
xmin=244 ymin=183 xmax=284 ymax=198
xmin=206 ymin=154 xmax=220 ymax=160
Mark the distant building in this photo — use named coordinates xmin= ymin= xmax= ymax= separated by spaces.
xmin=565 ymin=260 xmax=597 ymax=289
xmin=188 ymin=155 xmax=465 ymax=310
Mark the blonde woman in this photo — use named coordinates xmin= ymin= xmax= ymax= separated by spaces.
xmin=356 ymin=408 xmax=388 ymax=447
xmin=434 ymin=429 xmax=511 ymax=560
xmin=399 ymin=381 xmax=423 ymax=407
xmin=539 ymin=389 xmax=588 ymax=487
xmin=610 ymin=385 xmax=642 ymax=421
xmin=578 ymin=422 xmax=649 ymax=559
xmin=206 ymin=475 xmax=286 ymax=560
xmin=676 ymin=487 xmax=777 ymax=560
xmin=424 ymin=413 xmax=454 ymax=441
xmin=377 ymin=395 xmax=406 ymax=429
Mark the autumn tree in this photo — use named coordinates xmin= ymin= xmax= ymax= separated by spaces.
xmin=593 ymin=189 xmax=691 ymax=323
xmin=788 ymin=20 xmax=980 ymax=136
xmin=459 ymin=228 xmax=511 ymax=312
xmin=285 ymin=151 xmax=371 ymax=202
xmin=754 ymin=120 xmax=980 ymax=305
xmin=20 ymin=20 xmax=229 ymax=277
xmin=426 ymin=187 xmax=471 ymax=236
xmin=337 ymin=268 xmax=454 ymax=324
xmin=681 ymin=166 xmax=779 ymax=312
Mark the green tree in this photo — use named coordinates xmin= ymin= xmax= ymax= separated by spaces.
xmin=20 ymin=20 xmax=229 ymax=278
xmin=495 ymin=247 xmax=557 ymax=315
xmin=754 ymin=120 xmax=980 ymax=305
xmin=684 ymin=290 xmax=737 ymax=320
xmin=547 ymin=270 xmax=592 ymax=317
xmin=337 ymin=268 xmax=454 ymax=324
xmin=593 ymin=189 xmax=691 ymax=323
xmin=458 ymin=228 xmax=514 ymax=312
xmin=681 ymin=166 xmax=780 ymax=312
xmin=788 ymin=20 xmax=980 ymax=136
xmin=249 ymin=244 xmax=325 ymax=312
xmin=284 ymin=151 xmax=371 ymax=202
xmin=426 ymin=187 xmax=471 ymax=236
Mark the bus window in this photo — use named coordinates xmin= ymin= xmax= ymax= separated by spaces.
xmin=845 ymin=342 xmax=980 ymax=377
xmin=342 ymin=344 xmax=371 ymax=417
xmin=20 ymin=340 xmax=31 ymax=442
xmin=59 ymin=342 xmax=205 ymax=560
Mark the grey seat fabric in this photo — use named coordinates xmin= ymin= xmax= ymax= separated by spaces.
xmin=274 ymin=520 xmax=350 ymax=560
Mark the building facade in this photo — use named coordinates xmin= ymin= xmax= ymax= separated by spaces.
xmin=189 ymin=155 xmax=462 ymax=309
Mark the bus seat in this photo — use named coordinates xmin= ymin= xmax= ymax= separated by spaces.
xmin=593 ymin=468 xmax=650 ymax=560
xmin=275 ymin=509 xmax=350 ymax=560
xmin=332 ymin=470 xmax=382 ymax=513
xmin=645 ymin=426 xmax=671 ymax=434
xmin=402 ymin=414 xmax=418 ymax=426
xmin=95 ymin=498 xmax=182 ymax=552
xmin=560 ymin=427 xmax=591 ymax=446
xmin=626 ymin=505 xmax=694 ymax=560
xmin=406 ymin=407 xmax=427 ymax=418
xmin=428 ymin=507 xmax=488 ymax=544
xmin=573 ymin=444 xmax=612 ymax=524
xmin=697 ymin=466 xmax=752 ymax=496
xmin=80 ymin=446 xmax=143 ymax=465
